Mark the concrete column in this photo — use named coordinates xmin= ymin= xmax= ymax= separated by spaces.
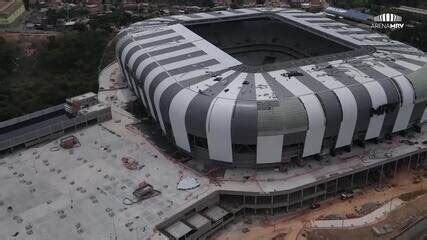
xmin=243 ymin=195 xmax=246 ymax=216
xmin=314 ymin=185 xmax=317 ymax=202
xmin=365 ymin=169 xmax=370 ymax=185
xmin=300 ymin=189 xmax=303 ymax=207
xmin=380 ymin=164 xmax=384 ymax=183
xmin=271 ymin=195 xmax=274 ymax=216
xmin=335 ymin=178 xmax=339 ymax=195
xmin=408 ymin=156 xmax=412 ymax=170
xmin=393 ymin=160 xmax=398 ymax=177
xmin=254 ymin=196 xmax=257 ymax=215
xmin=416 ymin=153 xmax=421 ymax=169
xmin=350 ymin=174 xmax=354 ymax=189
xmin=286 ymin=193 xmax=290 ymax=213
xmin=421 ymin=153 xmax=426 ymax=167
xmin=324 ymin=183 xmax=327 ymax=200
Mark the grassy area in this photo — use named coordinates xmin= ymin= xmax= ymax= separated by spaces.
xmin=399 ymin=189 xmax=427 ymax=201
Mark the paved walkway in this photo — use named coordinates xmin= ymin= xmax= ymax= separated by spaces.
xmin=98 ymin=61 xmax=137 ymax=108
xmin=311 ymin=198 xmax=404 ymax=228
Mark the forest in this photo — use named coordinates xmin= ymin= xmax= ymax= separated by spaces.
xmin=0 ymin=31 xmax=110 ymax=121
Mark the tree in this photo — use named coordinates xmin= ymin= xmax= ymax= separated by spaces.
xmin=0 ymin=37 xmax=17 ymax=79
xmin=89 ymin=10 xmax=131 ymax=32
xmin=389 ymin=23 xmax=427 ymax=52
xmin=230 ymin=0 xmax=245 ymax=8
xmin=0 ymin=31 xmax=112 ymax=121
xmin=46 ymin=9 xmax=59 ymax=25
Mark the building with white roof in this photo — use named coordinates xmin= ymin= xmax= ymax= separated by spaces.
xmin=117 ymin=7 xmax=427 ymax=167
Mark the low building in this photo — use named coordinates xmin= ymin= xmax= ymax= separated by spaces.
xmin=0 ymin=92 xmax=111 ymax=153
xmin=0 ymin=0 xmax=25 ymax=26
xmin=289 ymin=0 xmax=324 ymax=11
xmin=64 ymin=92 xmax=99 ymax=116
xmin=325 ymin=6 xmax=373 ymax=24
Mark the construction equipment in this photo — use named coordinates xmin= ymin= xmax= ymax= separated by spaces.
xmin=60 ymin=135 xmax=81 ymax=149
xmin=340 ymin=190 xmax=354 ymax=200
xmin=122 ymin=181 xmax=161 ymax=205
xmin=310 ymin=202 xmax=320 ymax=209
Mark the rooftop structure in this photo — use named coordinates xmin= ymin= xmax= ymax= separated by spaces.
xmin=65 ymin=92 xmax=99 ymax=116
xmin=289 ymin=0 xmax=324 ymax=11
xmin=0 ymin=0 xmax=25 ymax=25
xmin=325 ymin=6 xmax=373 ymax=23
xmin=0 ymin=93 xmax=111 ymax=153
xmin=116 ymin=7 xmax=427 ymax=168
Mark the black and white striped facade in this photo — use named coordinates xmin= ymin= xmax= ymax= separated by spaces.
xmin=116 ymin=8 xmax=427 ymax=167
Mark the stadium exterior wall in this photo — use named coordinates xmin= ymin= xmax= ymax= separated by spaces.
xmin=116 ymin=8 xmax=427 ymax=167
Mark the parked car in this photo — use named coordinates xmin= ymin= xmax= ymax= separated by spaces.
xmin=340 ymin=190 xmax=354 ymax=200
xmin=310 ymin=202 xmax=320 ymax=209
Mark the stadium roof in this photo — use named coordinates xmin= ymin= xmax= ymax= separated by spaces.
xmin=116 ymin=8 xmax=427 ymax=164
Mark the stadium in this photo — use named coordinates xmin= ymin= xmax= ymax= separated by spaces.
xmin=116 ymin=8 xmax=427 ymax=168
xmin=2 ymin=7 xmax=427 ymax=240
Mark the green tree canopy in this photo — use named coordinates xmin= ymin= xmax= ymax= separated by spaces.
xmin=0 ymin=37 xmax=17 ymax=79
xmin=0 ymin=31 xmax=111 ymax=121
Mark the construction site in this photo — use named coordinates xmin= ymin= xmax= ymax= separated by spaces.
xmin=213 ymin=167 xmax=427 ymax=240
xmin=1 ymin=7 xmax=427 ymax=240
xmin=0 ymin=60 xmax=425 ymax=240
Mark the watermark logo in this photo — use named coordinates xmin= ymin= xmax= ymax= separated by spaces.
xmin=372 ymin=13 xmax=404 ymax=29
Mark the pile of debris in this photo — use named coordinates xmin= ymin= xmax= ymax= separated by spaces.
xmin=355 ymin=202 xmax=381 ymax=215
xmin=368 ymin=150 xmax=393 ymax=159
xmin=121 ymin=157 xmax=144 ymax=170
xmin=413 ymin=175 xmax=423 ymax=184
xmin=60 ymin=135 xmax=81 ymax=149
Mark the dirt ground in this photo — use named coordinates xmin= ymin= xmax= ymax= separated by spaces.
xmin=212 ymin=168 xmax=427 ymax=240
xmin=306 ymin=192 xmax=427 ymax=240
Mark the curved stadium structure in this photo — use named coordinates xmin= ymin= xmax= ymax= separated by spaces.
xmin=116 ymin=8 xmax=427 ymax=167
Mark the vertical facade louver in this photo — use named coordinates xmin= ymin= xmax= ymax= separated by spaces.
xmin=116 ymin=8 xmax=427 ymax=167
